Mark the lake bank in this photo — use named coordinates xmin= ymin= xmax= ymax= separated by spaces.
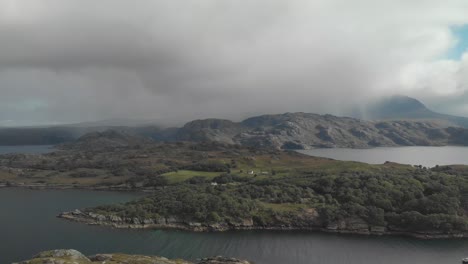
xmin=57 ymin=209 xmax=468 ymax=240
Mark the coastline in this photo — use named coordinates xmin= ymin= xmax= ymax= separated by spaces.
xmin=58 ymin=210 xmax=468 ymax=240
xmin=0 ymin=183 xmax=153 ymax=192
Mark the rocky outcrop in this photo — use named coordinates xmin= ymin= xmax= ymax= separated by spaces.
xmin=57 ymin=208 xmax=389 ymax=237
xmin=14 ymin=249 xmax=251 ymax=264
xmin=58 ymin=210 xmax=256 ymax=232
xmin=57 ymin=208 xmax=468 ymax=239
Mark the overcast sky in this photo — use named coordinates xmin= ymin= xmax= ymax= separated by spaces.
xmin=1 ymin=0 xmax=468 ymax=126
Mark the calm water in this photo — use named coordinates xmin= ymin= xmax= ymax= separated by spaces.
xmin=2 ymin=188 xmax=468 ymax=264
xmin=299 ymin=146 xmax=468 ymax=167
xmin=0 ymin=145 xmax=55 ymax=154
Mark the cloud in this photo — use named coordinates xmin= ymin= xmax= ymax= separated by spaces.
xmin=400 ymin=52 xmax=468 ymax=115
xmin=0 ymin=0 xmax=468 ymax=126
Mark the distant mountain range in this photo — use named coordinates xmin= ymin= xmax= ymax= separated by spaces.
xmin=352 ymin=95 xmax=468 ymax=128
xmin=164 ymin=113 xmax=468 ymax=149
xmin=2 ymin=95 xmax=468 ymax=148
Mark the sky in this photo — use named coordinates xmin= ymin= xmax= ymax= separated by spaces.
xmin=1 ymin=0 xmax=468 ymax=127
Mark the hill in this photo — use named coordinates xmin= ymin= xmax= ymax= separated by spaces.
xmin=60 ymin=129 xmax=154 ymax=151
xmin=353 ymin=95 xmax=468 ymax=128
xmin=4 ymin=140 xmax=468 ymax=238
xmin=167 ymin=113 xmax=468 ymax=149
xmin=3 ymin=102 xmax=468 ymax=149
xmin=0 ymin=125 xmax=163 ymax=146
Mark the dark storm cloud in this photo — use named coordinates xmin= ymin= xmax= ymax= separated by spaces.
xmin=1 ymin=0 xmax=468 ymax=126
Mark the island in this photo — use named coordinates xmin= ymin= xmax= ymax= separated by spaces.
xmin=2 ymin=130 xmax=468 ymax=239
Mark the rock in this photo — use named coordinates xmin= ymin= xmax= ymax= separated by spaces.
xmin=109 ymin=215 xmax=122 ymax=222
xmin=370 ymin=226 xmax=386 ymax=233
xmin=344 ymin=217 xmax=369 ymax=231
xmin=88 ymin=254 xmax=113 ymax=261
xmin=32 ymin=249 xmax=89 ymax=260
xmin=156 ymin=218 xmax=166 ymax=225
xmin=166 ymin=216 xmax=181 ymax=224
xmin=189 ymin=222 xmax=202 ymax=227
xmin=16 ymin=249 xmax=250 ymax=264
xmin=197 ymin=256 xmax=251 ymax=264
xmin=88 ymin=212 xmax=106 ymax=221
xmin=72 ymin=209 xmax=82 ymax=215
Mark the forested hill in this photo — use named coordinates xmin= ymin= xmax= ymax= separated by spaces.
xmin=35 ymin=140 xmax=468 ymax=239
xmin=3 ymin=137 xmax=468 ymax=238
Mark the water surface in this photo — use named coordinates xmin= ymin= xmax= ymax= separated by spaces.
xmin=0 ymin=145 xmax=55 ymax=154
xmin=299 ymin=146 xmax=468 ymax=167
xmin=2 ymin=188 xmax=468 ymax=264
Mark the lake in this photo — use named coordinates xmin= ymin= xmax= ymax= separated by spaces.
xmin=2 ymin=188 xmax=468 ymax=264
xmin=0 ymin=145 xmax=55 ymax=155
xmin=298 ymin=146 xmax=468 ymax=167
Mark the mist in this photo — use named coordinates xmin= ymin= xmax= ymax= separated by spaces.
xmin=1 ymin=0 xmax=468 ymax=126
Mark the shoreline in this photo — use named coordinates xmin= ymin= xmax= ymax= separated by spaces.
xmin=0 ymin=183 xmax=153 ymax=193
xmin=4 ymin=184 xmax=468 ymax=240
xmin=58 ymin=211 xmax=468 ymax=240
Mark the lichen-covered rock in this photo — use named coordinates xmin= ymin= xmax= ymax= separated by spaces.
xmin=15 ymin=249 xmax=91 ymax=264
xmin=14 ymin=250 xmax=251 ymax=264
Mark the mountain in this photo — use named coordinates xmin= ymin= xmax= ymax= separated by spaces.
xmin=3 ymin=99 xmax=468 ymax=148
xmin=164 ymin=112 xmax=468 ymax=149
xmin=60 ymin=129 xmax=154 ymax=151
xmin=0 ymin=125 xmax=164 ymax=146
xmin=353 ymin=95 xmax=468 ymax=128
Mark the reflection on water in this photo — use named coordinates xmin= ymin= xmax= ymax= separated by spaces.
xmin=2 ymin=188 xmax=468 ymax=264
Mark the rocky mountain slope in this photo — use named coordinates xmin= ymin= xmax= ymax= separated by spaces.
xmin=353 ymin=95 xmax=468 ymax=128
xmin=3 ymin=97 xmax=468 ymax=149
xmin=15 ymin=249 xmax=250 ymax=264
xmin=167 ymin=113 xmax=468 ymax=149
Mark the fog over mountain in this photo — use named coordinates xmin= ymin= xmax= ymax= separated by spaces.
xmin=1 ymin=0 xmax=468 ymax=126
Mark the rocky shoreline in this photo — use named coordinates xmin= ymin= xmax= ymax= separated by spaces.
xmin=15 ymin=249 xmax=251 ymax=264
xmin=58 ymin=210 xmax=468 ymax=240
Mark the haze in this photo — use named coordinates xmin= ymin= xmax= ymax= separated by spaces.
xmin=1 ymin=0 xmax=468 ymax=126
